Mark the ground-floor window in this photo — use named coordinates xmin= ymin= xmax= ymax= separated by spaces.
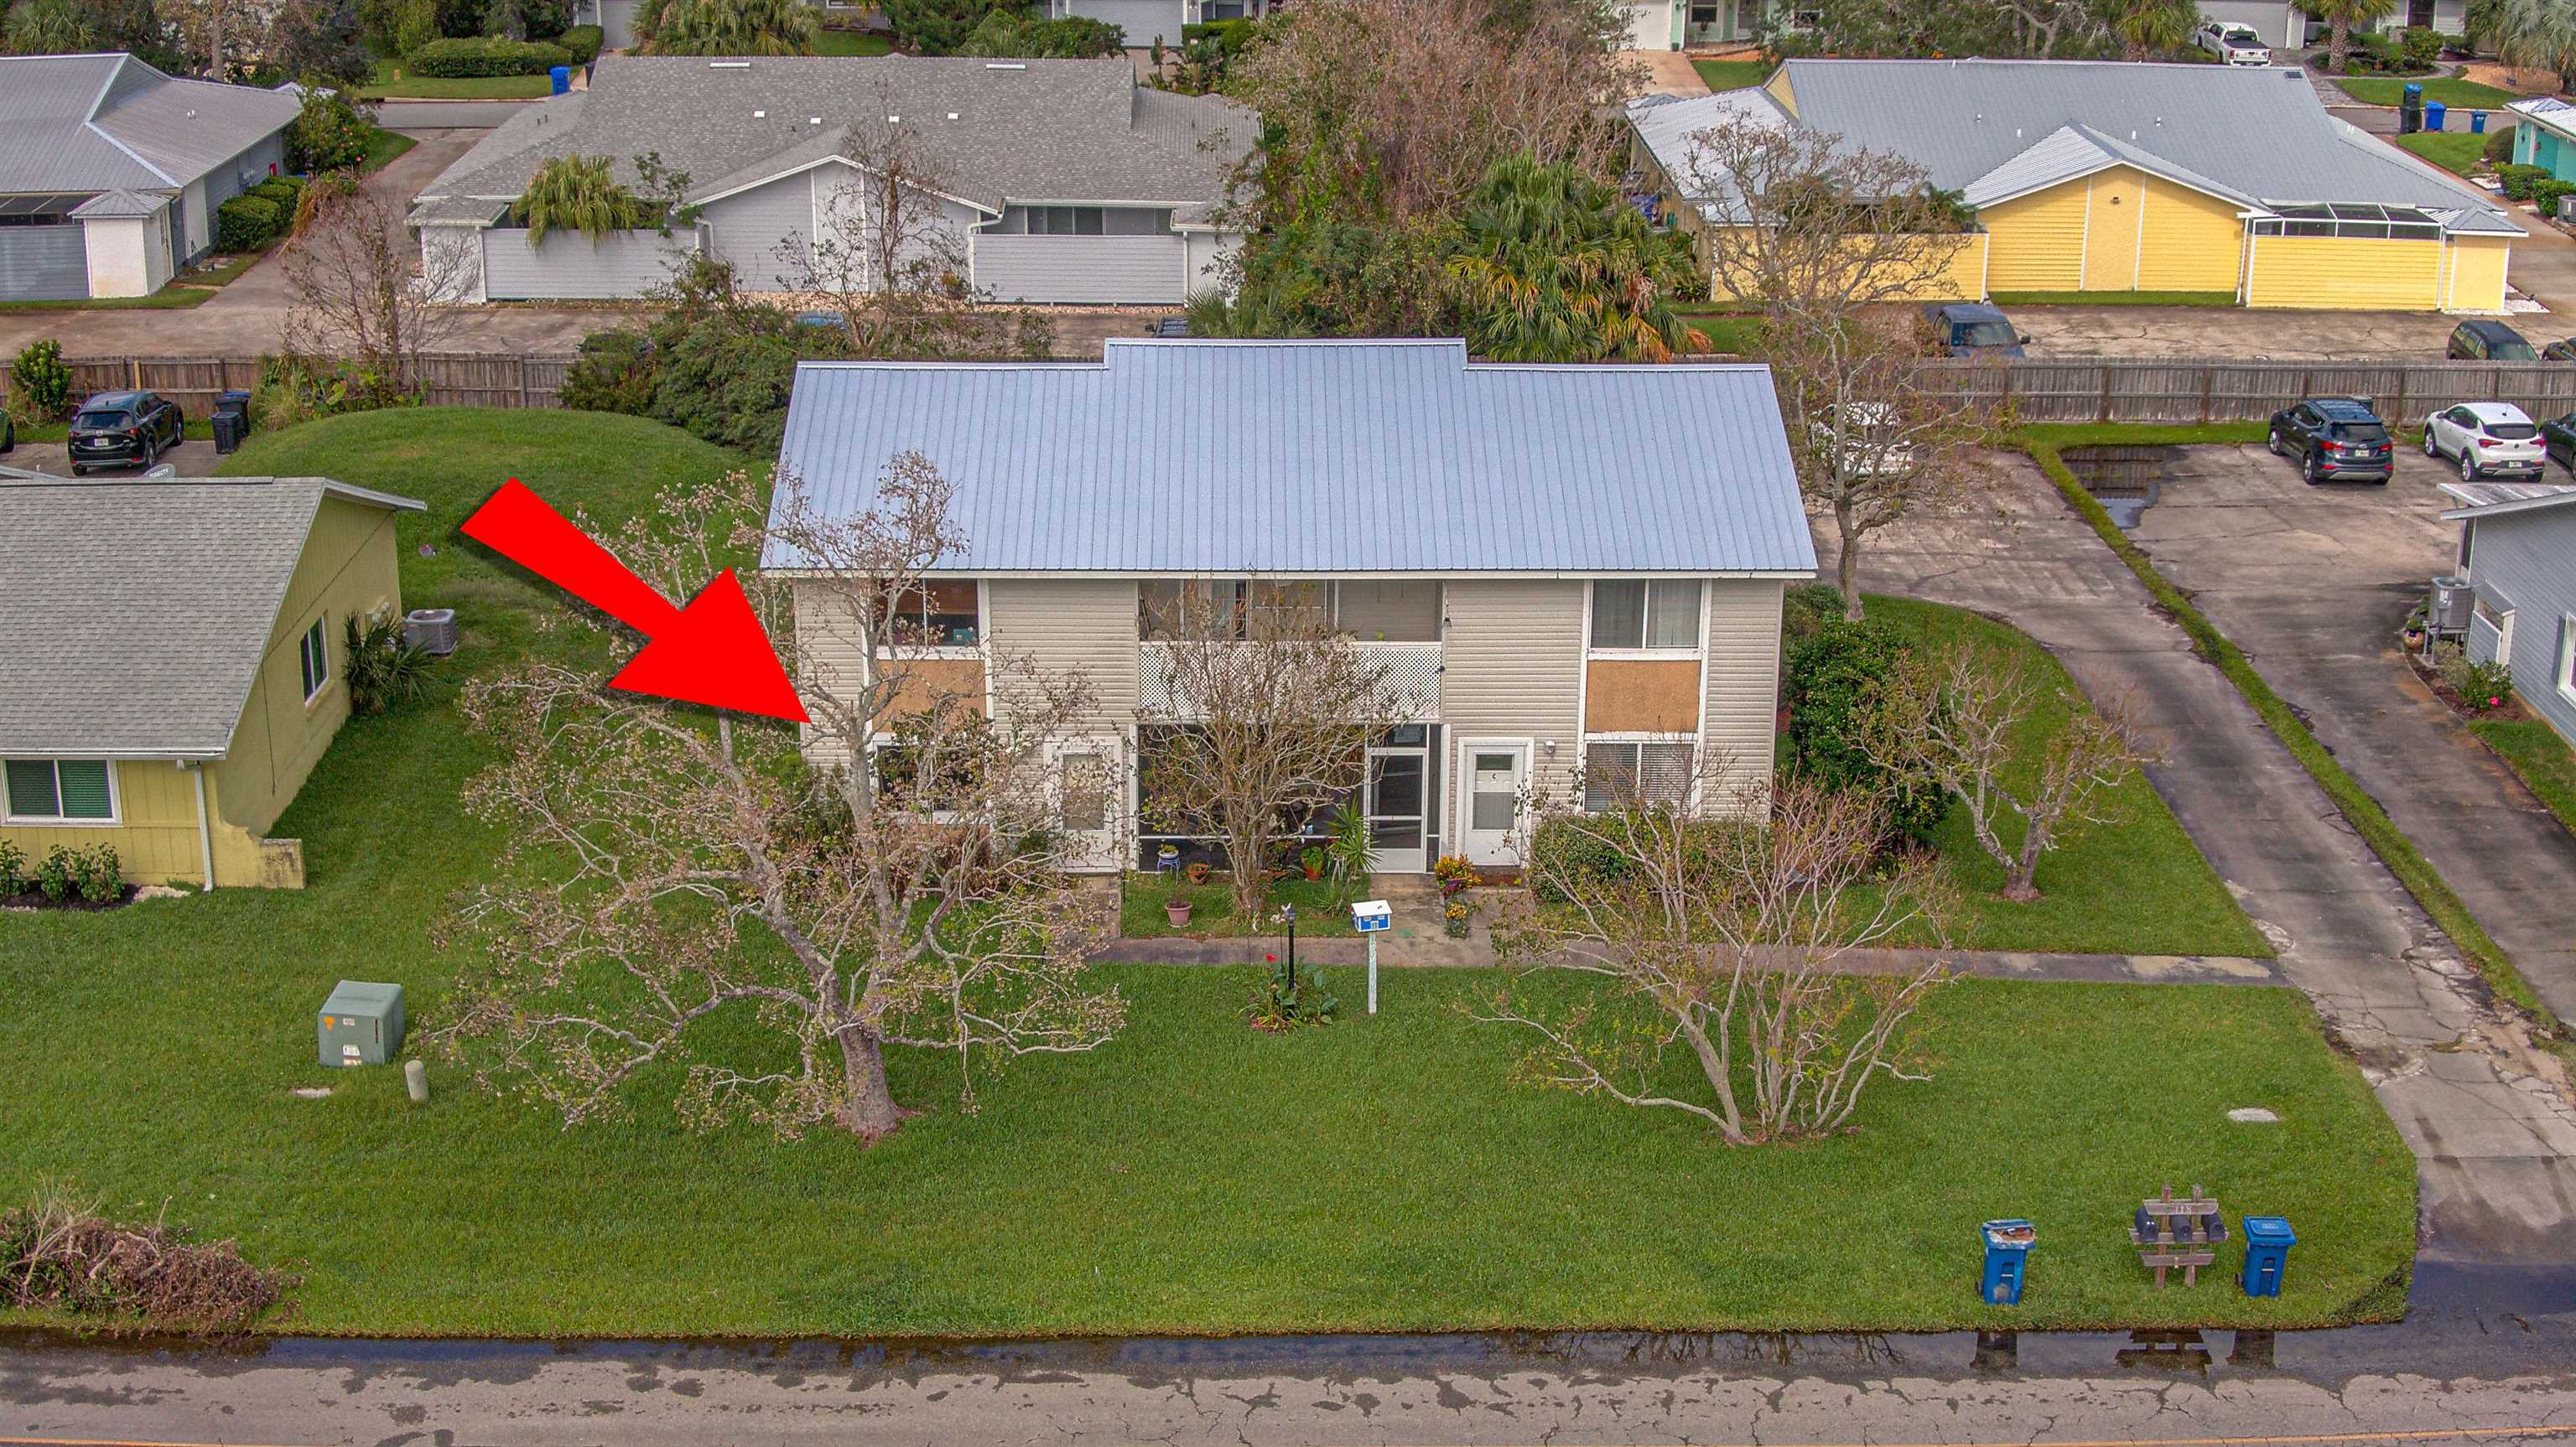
xmin=1135 ymin=724 xmax=1442 ymax=871
xmin=1581 ymin=740 xmax=1694 ymax=812
xmin=3 ymin=758 xmax=117 ymax=824
xmin=2558 ymin=615 xmax=2576 ymax=708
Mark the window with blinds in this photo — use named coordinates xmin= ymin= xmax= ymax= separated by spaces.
xmin=1581 ymin=742 xmax=1693 ymax=812
xmin=4 ymin=759 xmax=114 ymax=822
xmin=1589 ymin=579 xmax=1702 ymax=649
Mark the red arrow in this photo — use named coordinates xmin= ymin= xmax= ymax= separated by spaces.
xmin=460 ymin=479 xmax=809 ymax=724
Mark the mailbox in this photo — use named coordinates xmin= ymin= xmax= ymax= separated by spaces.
xmin=1351 ymin=900 xmax=1391 ymax=932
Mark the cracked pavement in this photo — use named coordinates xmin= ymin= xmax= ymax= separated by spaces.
xmin=1841 ymin=453 xmax=2576 ymax=1267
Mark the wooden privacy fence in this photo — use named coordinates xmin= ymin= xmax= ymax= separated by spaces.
xmin=1912 ymin=356 xmax=2576 ymax=426
xmin=65 ymin=353 xmax=578 ymax=415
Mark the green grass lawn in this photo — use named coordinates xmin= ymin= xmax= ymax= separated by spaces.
xmin=1989 ymin=290 xmax=2237 ymax=308
xmin=2333 ymin=74 xmax=2530 ymax=106
xmin=1862 ymin=596 xmax=2273 ymax=957
xmin=1690 ymin=58 xmax=1770 ymax=91
xmin=817 ymin=29 xmax=896 ymax=55
xmin=2472 ymin=718 xmax=2576 ymax=838
xmin=361 ymin=58 xmax=555 ymax=99
xmin=1672 ymin=310 xmax=1763 ymax=355
xmin=2394 ymin=130 xmax=2490 ymax=175
xmin=1122 ymin=874 xmax=1364 ymax=939
xmin=363 ymin=126 xmax=420 ymax=172
xmin=0 ymin=285 xmax=215 ymax=313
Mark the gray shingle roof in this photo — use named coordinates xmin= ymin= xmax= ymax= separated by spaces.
xmin=0 ymin=475 xmax=423 ymax=757
xmin=0 ymin=53 xmax=298 ymax=195
xmin=766 ymin=340 xmax=1815 ymax=577
xmin=1633 ymin=59 xmax=2517 ymax=234
xmin=413 ymin=54 xmax=1252 ymax=226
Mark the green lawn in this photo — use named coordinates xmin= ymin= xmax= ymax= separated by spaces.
xmin=2333 ymin=74 xmax=2530 ymax=106
xmin=817 ymin=29 xmax=896 ymax=55
xmin=361 ymin=58 xmax=555 ymax=99
xmin=363 ymin=126 xmax=420 ymax=172
xmin=1860 ymin=597 xmax=2272 ymax=957
xmin=0 ymin=285 xmax=214 ymax=313
xmin=2472 ymin=718 xmax=2576 ymax=838
xmin=2394 ymin=130 xmax=2490 ymax=176
xmin=1989 ymin=290 xmax=2237 ymax=308
xmin=1672 ymin=309 xmax=1763 ymax=355
xmin=1690 ymin=58 xmax=1770 ymax=91
xmin=1122 ymin=874 xmax=1365 ymax=939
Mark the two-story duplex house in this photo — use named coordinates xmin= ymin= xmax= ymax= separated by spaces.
xmin=764 ymin=338 xmax=1815 ymax=874
xmin=2442 ymin=480 xmax=2576 ymax=748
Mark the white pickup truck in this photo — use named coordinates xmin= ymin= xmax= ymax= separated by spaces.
xmin=2195 ymin=20 xmax=2273 ymax=65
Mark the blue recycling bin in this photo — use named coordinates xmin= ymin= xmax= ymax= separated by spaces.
xmin=1979 ymin=1220 xmax=2036 ymax=1305
xmin=2472 ymin=109 xmax=2488 ymax=134
xmin=2240 ymin=1216 xmax=2296 ymax=1298
xmin=2427 ymin=99 xmax=2448 ymax=131
xmin=549 ymin=65 xmax=571 ymax=95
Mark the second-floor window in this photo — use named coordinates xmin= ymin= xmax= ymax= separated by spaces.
xmin=1590 ymin=579 xmax=1701 ymax=651
xmin=1140 ymin=579 xmax=1439 ymax=641
xmin=885 ymin=581 xmax=979 ymax=647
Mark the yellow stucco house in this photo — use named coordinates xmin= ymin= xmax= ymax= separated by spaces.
xmin=0 ymin=471 xmax=424 ymax=890
xmin=1628 ymin=58 xmax=2524 ymax=313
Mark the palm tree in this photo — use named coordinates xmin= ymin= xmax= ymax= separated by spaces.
xmin=644 ymin=0 xmax=822 ymax=54
xmin=515 ymin=155 xmax=648 ymax=245
xmin=2314 ymin=0 xmax=2401 ymax=72
xmin=1444 ymin=153 xmax=1707 ymax=365
xmin=2111 ymin=0 xmax=2196 ymax=60
xmin=2470 ymin=0 xmax=2576 ymax=90
xmin=3 ymin=0 xmax=100 ymax=54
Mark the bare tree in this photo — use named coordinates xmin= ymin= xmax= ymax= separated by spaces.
xmin=1481 ymin=772 xmax=1953 ymax=1144
xmin=1685 ymin=115 xmax=2001 ymax=619
xmin=1136 ymin=579 xmax=1400 ymax=920
xmin=437 ymin=456 xmax=1127 ymax=1142
xmin=280 ymin=173 xmax=474 ymax=398
xmin=1862 ymin=646 xmax=2158 ymax=901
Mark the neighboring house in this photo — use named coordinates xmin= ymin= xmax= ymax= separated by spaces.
xmin=0 ymin=52 xmax=299 ymax=302
xmin=1042 ymin=0 xmax=1269 ymax=48
xmin=2510 ymin=96 xmax=2576 ymax=181
xmin=2441 ymin=480 xmax=2576 ymax=746
xmin=1628 ymin=59 xmax=2525 ymax=311
xmin=2195 ymin=0 xmax=2466 ymax=49
xmin=408 ymin=54 xmax=1252 ymax=306
xmin=0 ymin=472 xmax=425 ymax=890
xmin=1620 ymin=0 xmax=1775 ymax=48
xmin=763 ymin=338 xmax=1815 ymax=875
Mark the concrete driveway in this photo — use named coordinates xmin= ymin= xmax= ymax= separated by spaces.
xmin=2120 ymin=442 xmax=2576 ymax=1022
xmin=4 ymin=435 xmax=225 ymax=478
xmin=2012 ymin=303 xmax=2465 ymax=358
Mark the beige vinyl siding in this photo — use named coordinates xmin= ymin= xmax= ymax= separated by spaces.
xmin=1441 ymin=578 xmax=1584 ymax=803
xmin=790 ymin=581 xmax=873 ymax=764
xmin=481 ymin=228 xmax=693 ymax=300
xmin=984 ymin=578 xmax=1140 ymax=734
xmin=1700 ymin=577 xmax=1784 ymax=814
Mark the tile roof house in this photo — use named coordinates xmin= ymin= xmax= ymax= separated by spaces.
xmin=0 ymin=53 xmax=299 ymax=301
xmin=410 ymin=54 xmax=1254 ymax=306
xmin=1628 ymin=59 xmax=2524 ymax=313
xmin=0 ymin=473 xmax=424 ymax=890
xmin=766 ymin=339 xmax=1813 ymax=875
xmin=2440 ymin=480 xmax=2576 ymax=746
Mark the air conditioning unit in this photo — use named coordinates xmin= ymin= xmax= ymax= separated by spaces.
xmin=2428 ymin=576 xmax=2475 ymax=633
xmin=404 ymin=607 xmax=458 ymax=656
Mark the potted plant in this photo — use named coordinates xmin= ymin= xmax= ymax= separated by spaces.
xmin=1166 ymin=891 xmax=1194 ymax=927
xmin=1300 ymin=845 xmax=1326 ymax=881
xmin=1185 ymin=860 xmax=1210 ymax=885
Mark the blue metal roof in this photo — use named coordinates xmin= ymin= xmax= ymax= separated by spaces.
xmin=766 ymin=340 xmax=1815 ymax=577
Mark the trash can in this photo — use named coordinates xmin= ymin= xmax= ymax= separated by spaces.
xmin=550 ymin=64 xmax=571 ymax=95
xmin=2240 ymin=1216 xmax=2296 ymax=1298
xmin=2427 ymin=99 xmax=2448 ymax=131
xmin=1979 ymin=1219 xmax=2036 ymax=1305
xmin=2402 ymin=81 xmax=2424 ymax=134
xmin=2472 ymin=109 xmax=2489 ymax=134
xmin=210 ymin=409 xmax=246 ymax=454
xmin=214 ymin=388 xmax=252 ymax=420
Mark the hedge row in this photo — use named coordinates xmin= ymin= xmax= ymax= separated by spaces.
xmin=408 ymin=36 xmax=574 ymax=77
xmin=213 ymin=175 xmax=307 ymax=252
xmin=558 ymin=23 xmax=605 ymax=63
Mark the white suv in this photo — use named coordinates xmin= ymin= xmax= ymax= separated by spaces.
xmin=2195 ymin=20 xmax=2272 ymax=65
xmin=2423 ymin=402 xmax=2547 ymax=480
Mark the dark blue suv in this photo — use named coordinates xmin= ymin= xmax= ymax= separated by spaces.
xmin=2267 ymin=396 xmax=2393 ymax=485
xmin=1919 ymin=302 xmax=2027 ymax=358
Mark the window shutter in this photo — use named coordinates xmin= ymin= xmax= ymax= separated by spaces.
xmin=5 ymin=760 xmax=59 ymax=817
xmin=55 ymin=760 xmax=112 ymax=819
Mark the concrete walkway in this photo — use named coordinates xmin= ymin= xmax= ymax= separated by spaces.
xmin=1841 ymin=453 xmax=2576 ymax=1266
xmin=1621 ymin=48 xmax=1712 ymax=98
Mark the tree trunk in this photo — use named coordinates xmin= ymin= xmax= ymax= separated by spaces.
xmin=2330 ymin=15 xmax=2351 ymax=72
xmin=834 ymin=1028 xmax=905 ymax=1140
xmin=2003 ymin=827 xmax=2046 ymax=902
xmin=1833 ymin=501 xmax=1867 ymax=620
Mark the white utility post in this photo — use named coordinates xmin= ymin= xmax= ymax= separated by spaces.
xmin=1351 ymin=899 xmax=1391 ymax=1014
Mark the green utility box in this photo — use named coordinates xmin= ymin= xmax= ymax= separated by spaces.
xmin=318 ymin=981 xmax=404 ymax=1067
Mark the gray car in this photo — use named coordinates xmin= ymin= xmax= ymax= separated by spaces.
xmin=1919 ymin=302 xmax=2028 ymax=358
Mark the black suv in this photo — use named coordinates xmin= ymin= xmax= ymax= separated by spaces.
xmin=2448 ymin=319 xmax=2537 ymax=361
xmin=1919 ymin=301 xmax=2027 ymax=358
xmin=2267 ymin=397 xmax=2393 ymax=484
xmin=66 ymin=390 xmax=184 ymax=475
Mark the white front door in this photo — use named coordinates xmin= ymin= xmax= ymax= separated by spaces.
xmin=1458 ymin=741 xmax=1530 ymax=868
xmin=1048 ymin=737 xmax=1124 ymax=874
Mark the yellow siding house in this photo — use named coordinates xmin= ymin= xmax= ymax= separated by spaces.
xmin=1627 ymin=58 xmax=2524 ymax=314
xmin=0 ymin=473 xmax=424 ymax=890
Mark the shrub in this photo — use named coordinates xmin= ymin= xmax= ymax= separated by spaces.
xmin=2497 ymin=163 xmax=2548 ymax=200
xmin=0 ymin=1180 xmax=297 ymax=1331
xmin=34 ymin=847 xmax=74 ymax=902
xmin=287 ymin=86 xmax=373 ymax=174
xmin=2535 ymin=179 xmax=2576 ymax=218
xmin=2486 ymin=125 xmax=2517 ymax=163
xmin=217 ymin=194 xmax=285 ymax=252
xmin=1180 ymin=16 xmax=1256 ymax=51
xmin=558 ymin=21 xmax=604 ymax=60
xmin=70 ymin=844 xmax=121 ymax=905
xmin=392 ymin=0 xmax=442 ymax=54
xmin=2399 ymin=25 xmax=2442 ymax=65
xmin=2436 ymin=644 xmax=2516 ymax=711
xmin=1783 ymin=612 xmax=1948 ymax=847
xmin=958 ymin=9 xmax=1125 ymax=55
xmin=344 ymin=610 xmax=438 ymax=715
xmin=0 ymin=838 xmax=23 ymax=896
xmin=10 ymin=338 xmax=72 ymax=418
xmin=559 ymin=326 xmax=659 ymax=414
xmin=407 ymin=35 xmax=572 ymax=75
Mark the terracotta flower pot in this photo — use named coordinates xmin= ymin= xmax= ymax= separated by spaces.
xmin=1185 ymin=863 xmax=1209 ymax=884
xmin=1166 ymin=900 xmax=1193 ymax=926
